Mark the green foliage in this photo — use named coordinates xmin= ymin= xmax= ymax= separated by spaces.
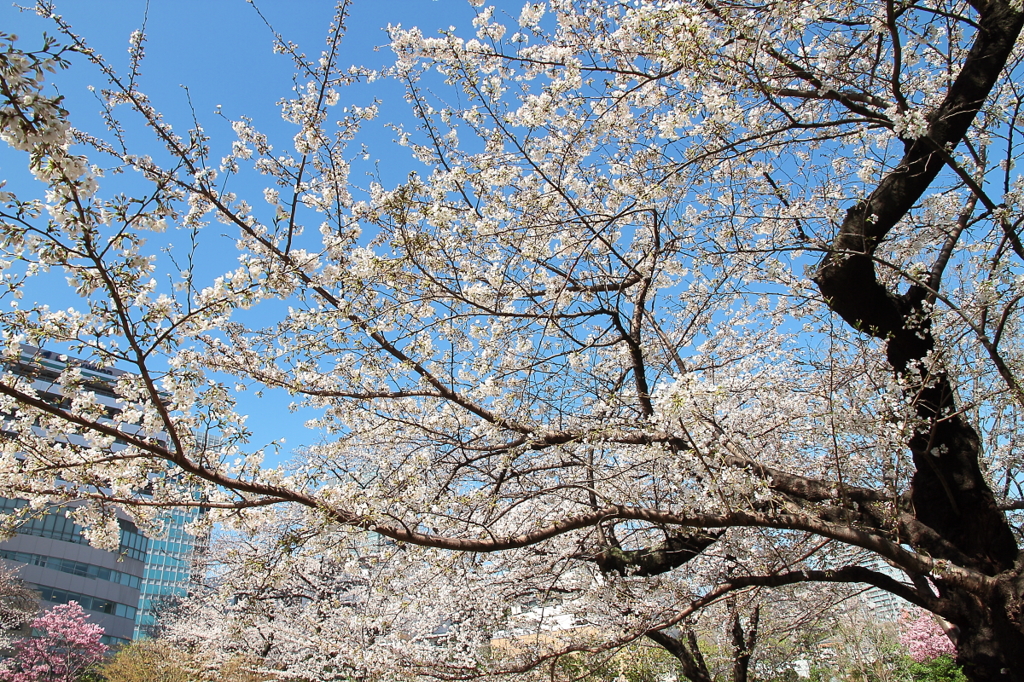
xmin=545 ymin=644 xmax=682 ymax=682
xmin=907 ymin=656 xmax=966 ymax=682
xmin=100 ymin=640 xmax=192 ymax=682
xmin=805 ymin=654 xmax=967 ymax=682
xmin=100 ymin=641 xmax=285 ymax=682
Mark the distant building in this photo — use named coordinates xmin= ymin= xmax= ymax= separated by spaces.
xmin=858 ymin=555 xmax=907 ymax=622
xmin=825 ymin=545 xmax=910 ymax=622
xmin=134 ymin=505 xmax=208 ymax=638
xmin=0 ymin=498 xmax=146 ymax=645
xmin=0 ymin=346 xmax=209 ymax=641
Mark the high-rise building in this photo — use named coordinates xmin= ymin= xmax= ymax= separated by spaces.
xmin=0 ymin=498 xmax=146 ymax=644
xmin=854 ymin=554 xmax=908 ymax=622
xmin=831 ymin=547 xmax=908 ymax=622
xmin=134 ymin=505 xmax=208 ymax=638
xmin=0 ymin=345 xmax=207 ymax=641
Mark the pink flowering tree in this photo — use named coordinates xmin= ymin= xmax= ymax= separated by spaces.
xmin=0 ymin=602 xmax=108 ymax=682
xmin=5 ymin=0 xmax=1024 ymax=678
xmin=900 ymin=611 xmax=956 ymax=664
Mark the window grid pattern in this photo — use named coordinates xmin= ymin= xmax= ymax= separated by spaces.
xmin=100 ymin=635 xmax=130 ymax=647
xmin=0 ymin=549 xmax=141 ymax=589
xmin=135 ymin=507 xmax=206 ymax=637
xmin=0 ymin=499 xmax=149 ymax=561
xmin=34 ymin=584 xmax=137 ymax=620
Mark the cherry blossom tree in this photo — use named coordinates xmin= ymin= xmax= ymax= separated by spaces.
xmin=2 ymin=0 xmax=1024 ymax=679
xmin=647 ymin=600 xmax=760 ymax=682
xmin=0 ymin=563 xmax=39 ymax=646
xmin=0 ymin=602 xmax=107 ymax=682
xmin=901 ymin=611 xmax=958 ymax=664
xmin=162 ymin=517 xmax=841 ymax=682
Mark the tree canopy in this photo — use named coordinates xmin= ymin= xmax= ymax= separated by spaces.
xmin=0 ymin=602 xmax=107 ymax=682
xmin=1 ymin=0 xmax=1024 ymax=679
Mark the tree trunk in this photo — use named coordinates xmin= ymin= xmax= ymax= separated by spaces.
xmin=646 ymin=629 xmax=714 ymax=682
xmin=812 ymin=1 xmax=1024 ymax=678
xmin=647 ymin=605 xmax=759 ymax=682
xmin=730 ymin=604 xmax=758 ymax=682
xmin=943 ymin=579 xmax=1024 ymax=682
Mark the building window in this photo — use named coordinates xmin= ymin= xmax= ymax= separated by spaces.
xmin=0 ymin=499 xmax=149 ymax=561
xmin=34 ymin=584 xmax=137 ymax=620
xmin=0 ymin=550 xmax=141 ymax=589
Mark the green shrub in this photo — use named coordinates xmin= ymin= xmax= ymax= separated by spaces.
xmin=908 ymin=655 xmax=966 ymax=682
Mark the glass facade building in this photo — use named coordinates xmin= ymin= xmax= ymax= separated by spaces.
xmin=134 ymin=506 xmax=208 ymax=638
xmin=0 ymin=499 xmax=208 ymax=642
xmin=0 ymin=346 xmax=209 ymax=642
xmin=0 ymin=499 xmax=147 ymax=644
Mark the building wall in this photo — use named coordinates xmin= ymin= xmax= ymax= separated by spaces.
xmin=859 ymin=555 xmax=908 ymax=622
xmin=1 ymin=346 xmax=206 ymax=643
xmin=0 ymin=501 xmax=147 ymax=643
xmin=0 ymin=499 xmax=209 ymax=642
xmin=135 ymin=506 xmax=207 ymax=638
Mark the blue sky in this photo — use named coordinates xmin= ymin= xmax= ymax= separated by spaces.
xmin=0 ymin=0 xmax=496 ymax=463
xmin=2 ymin=0 xmax=483 ymax=151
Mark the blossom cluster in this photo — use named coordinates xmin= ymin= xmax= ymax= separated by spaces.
xmin=0 ymin=0 xmax=1022 ymax=676
xmin=899 ymin=611 xmax=956 ymax=663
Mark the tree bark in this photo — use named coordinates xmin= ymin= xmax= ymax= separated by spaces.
xmin=942 ymin=579 xmax=1024 ymax=682
xmin=730 ymin=604 xmax=758 ymax=682
xmin=645 ymin=605 xmax=760 ymax=682
xmin=813 ymin=1 xmax=1024 ymax=678
xmin=646 ymin=628 xmax=713 ymax=682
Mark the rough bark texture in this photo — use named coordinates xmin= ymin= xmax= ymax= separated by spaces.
xmin=594 ymin=531 xmax=722 ymax=577
xmin=645 ymin=605 xmax=759 ymax=682
xmin=812 ymin=1 xmax=1024 ymax=678
xmin=646 ymin=629 xmax=714 ymax=682
xmin=729 ymin=604 xmax=758 ymax=682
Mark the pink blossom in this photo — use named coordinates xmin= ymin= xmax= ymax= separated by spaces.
xmin=899 ymin=611 xmax=956 ymax=663
xmin=0 ymin=602 xmax=108 ymax=682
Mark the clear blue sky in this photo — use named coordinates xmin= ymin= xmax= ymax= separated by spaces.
xmin=0 ymin=0 xmax=496 ymax=464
